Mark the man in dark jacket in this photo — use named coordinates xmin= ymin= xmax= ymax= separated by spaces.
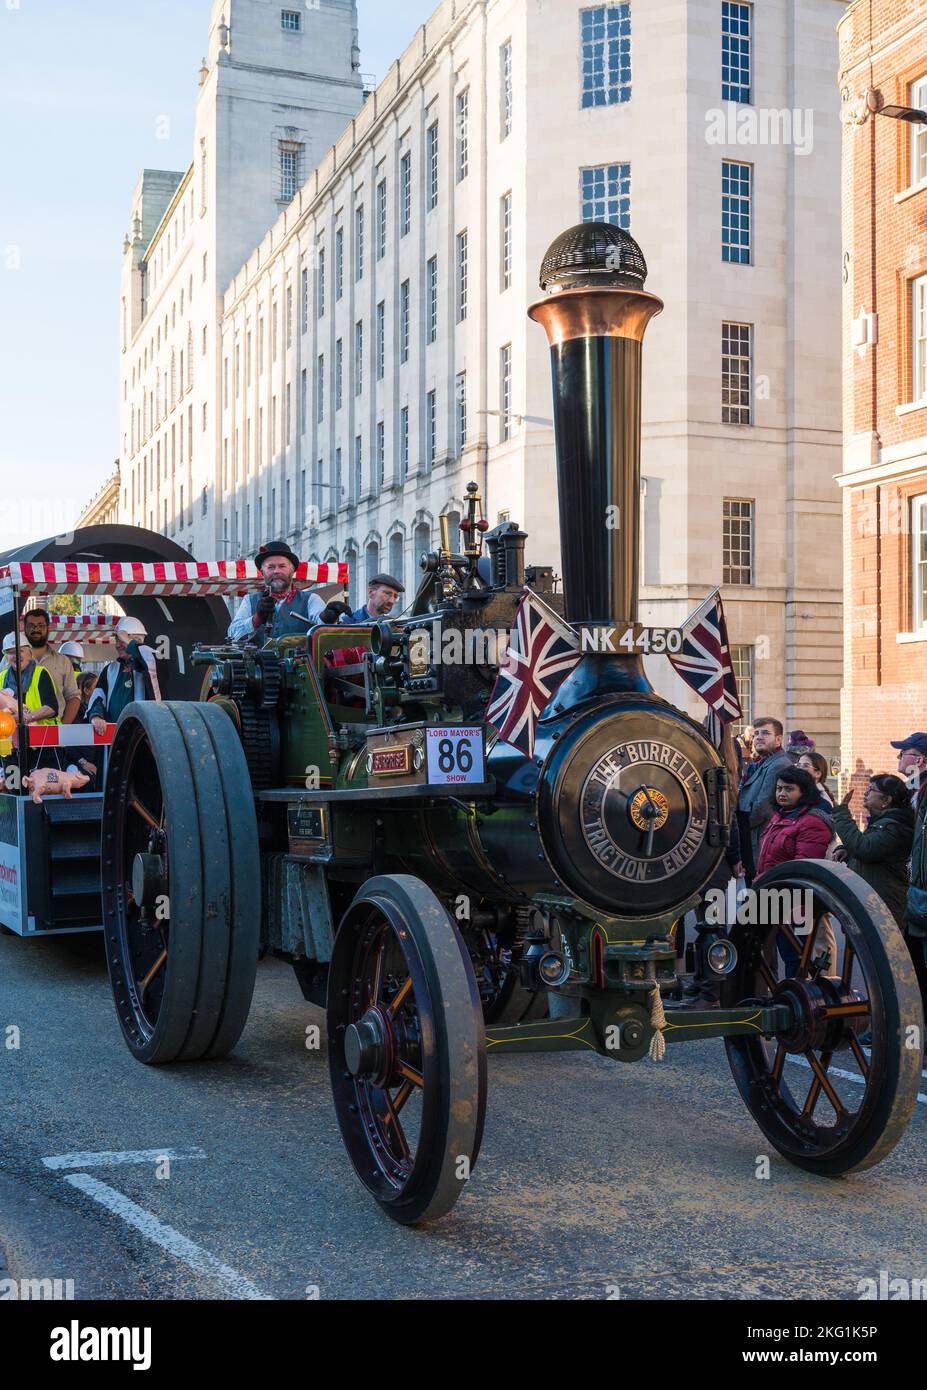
xmin=736 ymin=716 xmax=792 ymax=883
xmin=904 ymin=768 xmax=927 ymax=1027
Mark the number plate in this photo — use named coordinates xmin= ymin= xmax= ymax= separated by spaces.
xmin=578 ymin=624 xmax=683 ymax=655
xmin=425 ymin=727 xmax=485 ymax=785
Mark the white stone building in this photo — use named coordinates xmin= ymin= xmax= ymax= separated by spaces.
xmin=116 ymin=0 xmax=847 ymax=742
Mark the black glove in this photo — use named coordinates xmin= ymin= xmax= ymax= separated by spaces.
xmin=256 ymin=592 xmax=277 ymax=623
xmin=319 ymin=601 xmax=353 ymax=625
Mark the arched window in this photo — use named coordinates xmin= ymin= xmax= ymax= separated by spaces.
xmin=344 ymin=542 xmax=359 ymax=609
xmin=443 ymin=509 xmax=461 ymax=553
xmin=365 ymin=541 xmax=379 ymax=587
xmin=414 ymin=521 xmax=431 ymax=574
xmin=388 ymin=532 xmax=404 ymax=588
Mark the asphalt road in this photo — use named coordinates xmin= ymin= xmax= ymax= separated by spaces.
xmin=1 ymin=928 xmax=926 ymax=1301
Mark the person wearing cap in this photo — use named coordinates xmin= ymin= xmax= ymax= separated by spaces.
xmin=58 ymin=640 xmax=84 ymax=675
xmin=22 ymin=607 xmax=80 ymax=724
xmin=785 ymin=729 xmax=815 ymax=763
xmin=891 ymin=732 xmax=927 ymax=812
xmin=227 ymin=541 xmax=324 ymax=644
xmin=349 ymin=574 xmax=405 ymax=624
xmin=87 ymin=616 xmax=162 ymax=734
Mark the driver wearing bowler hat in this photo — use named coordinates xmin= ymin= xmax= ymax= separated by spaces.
xmin=227 ymin=540 xmax=325 ymax=645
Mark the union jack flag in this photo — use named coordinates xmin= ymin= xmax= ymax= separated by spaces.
xmin=485 ymin=590 xmax=581 ymax=757
xmin=668 ymin=589 xmax=742 ymax=721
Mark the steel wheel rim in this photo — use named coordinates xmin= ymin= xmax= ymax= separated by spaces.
xmin=727 ymin=874 xmax=887 ymax=1159
xmin=109 ymin=722 xmax=170 ymax=1045
xmin=336 ymin=897 xmax=440 ymax=1201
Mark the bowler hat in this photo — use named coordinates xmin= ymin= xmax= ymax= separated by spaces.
xmin=254 ymin=540 xmax=300 ymax=570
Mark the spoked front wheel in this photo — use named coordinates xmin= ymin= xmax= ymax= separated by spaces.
xmin=328 ymin=875 xmax=486 ymax=1224
xmin=723 ymin=860 xmax=924 ymax=1175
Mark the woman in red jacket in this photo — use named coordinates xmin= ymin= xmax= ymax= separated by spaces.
xmin=756 ymin=766 xmax=834 ymax=874
xmin=757 ymin=765 xmax=834 ymax=979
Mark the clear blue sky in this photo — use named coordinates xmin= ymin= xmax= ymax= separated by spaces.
xmin=0 ymin=0 xmax=437 ymax=552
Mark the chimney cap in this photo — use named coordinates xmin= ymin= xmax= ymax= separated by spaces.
xmin=539 ymin=222 xmax=647 ymax=292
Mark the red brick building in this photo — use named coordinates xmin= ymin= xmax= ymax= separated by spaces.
xmin=838 ymin=0 xmax=927 ymax=781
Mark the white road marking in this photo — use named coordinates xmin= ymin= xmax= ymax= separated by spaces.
xmin=63 ymin=1174 xmax=273 ymax=1301
xmin=42 ymin=1147 xmax=207 ymax=1170
xmin=785 ymin=1055 xmax=927 ymax=1104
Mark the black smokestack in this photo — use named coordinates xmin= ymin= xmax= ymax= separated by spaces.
xmin=528 ymin=224 xmax=662 ymax=628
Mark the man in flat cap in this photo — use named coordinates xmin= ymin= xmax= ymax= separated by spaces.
xmin=227 ymin=541 xmax=325 ymax=645
xmin=349 ymin=573 xmax=405 ymax=624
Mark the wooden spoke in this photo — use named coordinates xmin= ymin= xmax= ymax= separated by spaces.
xmin=804 ymin=1050 xmax=845 ymax=1117
xmin=758 ymin=957 xmax=778 ymax=993
xmin=822 ymin=1001 xmax=870 ymax=1020
xmin=841 ymin=938 xmax=856 ymax=990
xmin=848 ymin=1033 xmax=871 ymax=1077
xmin=380 ymin=1089 xmax=412 ymax=1161
xmin=797 ymin=917 xmax=822 ymax=975
xmin=369 ymin=941 xmax=385 ymax=1008
xmin=778 ymin=923 xmax=805 ymax=963
xmin=770 ymin=1043 xmax=786 ymax=1092
xmin=139 ymin=949 xmax=167 ymax=997
xmin=128 ymin=793 xmax=160 ymax=831
xmin=397 ymin=1060 xmax=424 ymax=1088
xmin=391 ymin=1079 xmax=415 ymax=1115
xmin=387 ymin=976 xmax=413 ymax=1016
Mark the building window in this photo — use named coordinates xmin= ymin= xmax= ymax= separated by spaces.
xmin=400 ymin=279 xmax=410 ymax=362
xmin=581 ymin=4 xmax=631 ymax=109
xmin=729 ymin=645 xmax=754 ymax=734
xmin=334 ymin=447 xmax=342 ymax=507
xmin=913 ymin=494 xmax=927 ymax=631
xmin=286 ymin=285 xmax=293 ymax=347
xmin=285 ymin=383 xmax=292 ymax=446
xmin=376 ymin=301 xmax=385 ymax=380
xmin=914 ymin=275 xmax=927 ymax=403
xmin=317 ymin=354 xmax=324 ymax=423
xmin=426 ymin=390 xmax=436 ymax=467
xmin=722 ymin=160 xmax=751 ymax=264
xmin=365 ymin=540 xmax=380 ymax=587
xmin=910 ymin=78 xmax=927 ymax=186
xmin=280 ymin=142 xmax=303 ymax=202
xmin=272 ymin=300 xmax=279 ymax=361
xmin=500 ymin=40 xmax=513 ymax=138
xmin=281 ymin=9 xmax=301 ymax=31
xmin=581 ymin=162 xmax=630 ymax=227
xmin=376 ymin=179 xmax=387 ymax=259
xmin=721 ymin=2 xmax=751 ymax=104
xmin=317 ymin=247 xmax=325 ymax=317
xmin=301 ymin=267 xmax=309 ymax=334
xmin=456 ymin=371 xmax=467 ymax=453
xmin=335 ymin=338 xmax=343 ymax=410
xmin=722 ymin=498 xmax=754 ymax=585
xmin=335 ymin=227 xmax=344 ymax=300
xmin=400 ymin=152 xmax=412 ymax=236
xmin=352 ymin=435 xmax=362 ymax=503
xmin=427 ymin=257 xmax=438 ymax=343
xmin=389 ymin=531 xmax=404 ymax=586
xmin=456 ymin=230 xmax=468 ymax=322
xmin=721 ymin=321 xmax=752 ymax=424
xmin=456 ymin=89 xmax=469 ymax=181
xmin=376 ymin=420 xmax=385 ymax=488
xmin=427 ymin=121 xmax=439 ymax=210
xmin=500 ymin=344 xmax=513 ymax=440
xmin=400 ymin=406 xmax=409 ymax=479
xmin=355 ymin=204 xmax=364 ymax=281
xmin=355 ymin=320 xmax=363 ymax=395
xmin=500 ymin=193 xmax=512 ymax=291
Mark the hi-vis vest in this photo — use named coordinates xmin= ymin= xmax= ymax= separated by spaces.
xmin=0 ymin=663 xmax=60 ymax=725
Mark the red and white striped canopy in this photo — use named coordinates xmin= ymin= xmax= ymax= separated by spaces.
xmin=45 ymin=615 xmax=120 ymax=645
xmin=0 ymin=560 xmax=349 ymax=600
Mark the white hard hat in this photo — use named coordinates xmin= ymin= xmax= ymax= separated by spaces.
xmin=59 ymin=641 xmax=84 ymax=659
xmin=2 ymin=631 xmax=32 ymax=652
xmin=115 ymin=616 xmax=147 ymax=639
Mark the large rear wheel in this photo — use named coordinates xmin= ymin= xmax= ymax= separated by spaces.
xmin=328 ymin=875 xmax=487 ymax=1224
xmin=101 ymin=701 xmax=261 ymax=1064
xmin=723 ymin=860 xmax=923 ymax=1175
